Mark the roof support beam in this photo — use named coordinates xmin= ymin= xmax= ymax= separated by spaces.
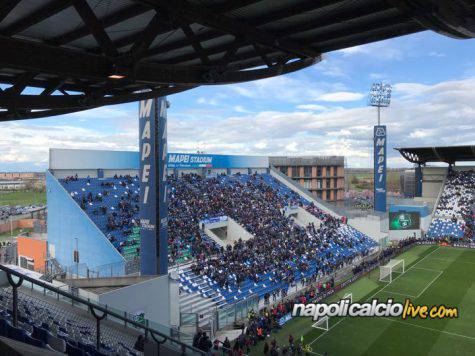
xmin=51 ymin=4 xmax=151 ymax=45
xmin=130 ymin=11 xmax=170 ymax=62
xmin=138 ymin=0 xmax=318 ymax=58
xmin=2 ymin=0 xmax=70 ymax=36
xmin=41 ymin=79 xmax=66 ymax=96
xmin=70 ymin=0 xmax=118 ymax=58
xmin=180 ymin=23 xmax=210 ymax=65
xmin=4 ymin=72 xmax=36 ymax=96
xmin=0 ymin=0 xmax=21 ymax=23
xmin=0 ymin=35 xmax=112 ymax=80
xmin=142 ymin=0 xmax=367 ymax=62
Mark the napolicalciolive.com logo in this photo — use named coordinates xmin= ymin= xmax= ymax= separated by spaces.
xmin=292 ymin=298 xmax=459 ymax=320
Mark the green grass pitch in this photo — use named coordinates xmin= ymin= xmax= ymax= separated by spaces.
xmin=0 ymin=190 xmax=46 ymax=206
xmin=250 ymin=245 xmax=475 ymax=356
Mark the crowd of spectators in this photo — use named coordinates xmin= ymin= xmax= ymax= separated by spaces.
xmin=428 ymin=169 xmax=474 ymax=240
xmin=352 ymin=236 xmax=416 ymax=275
xmin=205 ymin=237 xmax=416 ymax=355
xmin=62 ymin=175 xmax=141 ymax=256
xmin=188 ymin=174 xmax=375 ymax=291
xmin=61 ymin=172 xmax=375 ymax=293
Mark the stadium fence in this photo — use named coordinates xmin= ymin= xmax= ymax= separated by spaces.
xmin=0 ymin=264 xmax=203 ymax=355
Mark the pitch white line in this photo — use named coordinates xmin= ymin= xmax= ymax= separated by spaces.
xmin=383 ymin=318 xmax=475 ymax=341
xmin=308 ymin=246 xmax=442 ymax=346
xmin=383 ymin=290 xmax=417 ymax=298
xmin=411 ymin=266 xmax=444 ymax=272
xmin=427 ymin=257 xmax=475 ymax=266
xmin=416 ymin=270 xmax=443 ymax=298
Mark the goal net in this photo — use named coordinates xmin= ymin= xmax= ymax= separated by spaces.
xmin=312 ymin=316 xmax=329 ymax=331
xmin=311 ymin=293 xmax=352 ymax=331
xmin=343 ymin=293 xmax=353 ymax=303
xmin=379 ymin=259 xmax=405 ymax=283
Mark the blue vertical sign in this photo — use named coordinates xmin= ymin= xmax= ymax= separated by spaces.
xmin=139 ymin=98 xmax=168 ymax=276
xmin=414 ymin=165 xmax=423 ymax=197
xmin=374 ymin=125 xmax=387 ymax=212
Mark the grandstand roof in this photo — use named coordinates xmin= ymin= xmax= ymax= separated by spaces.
xmin=395 ymin=145 xmax=475 ymax=165
xmin=1 ymin=0 xmax=474 ymax=121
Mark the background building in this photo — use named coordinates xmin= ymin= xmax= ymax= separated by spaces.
xmin=400 ymin=169 xmax=416 ymax=197
xmin=269 ymin=156 xmax=345 ymax=202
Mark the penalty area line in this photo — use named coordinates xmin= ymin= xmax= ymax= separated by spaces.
xmin=307 ymin=246 xmax=442 ymax=346
xmin=416 ymin=270 xmax=443 ymax=298
xmin=384 ymin=318 xmax=475 ymax=341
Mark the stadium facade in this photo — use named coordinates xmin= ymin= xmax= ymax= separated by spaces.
xmin=47 ymin=148 xmax=274 ymax=275
xmin=269 ymin=156 xmax=345 ymax=202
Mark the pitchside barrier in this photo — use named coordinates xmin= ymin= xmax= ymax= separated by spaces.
xmin=418 ymin=239 xmax=475 ymax=249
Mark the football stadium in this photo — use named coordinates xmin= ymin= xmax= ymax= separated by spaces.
xmin=0 ymin=1 xmax=474 ymax=356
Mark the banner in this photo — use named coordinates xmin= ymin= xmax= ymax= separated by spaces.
xmin=278 ymin=313 xmax=292 ymax=326
xmin=139 ymin=98 xmax=168 ymax=276
xmin=200 ymin=216 xmax=228 ymax=225
xmin=373 ymin=125 xmax=387 ymax=212
xmin=167 ymin=153 xmax=269 ymax=169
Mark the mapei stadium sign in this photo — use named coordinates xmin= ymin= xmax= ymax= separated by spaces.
xmin=139 ymin=98 xmax=168 ymax=275
xmin=374 ymin=125 xmax=387 ymax=212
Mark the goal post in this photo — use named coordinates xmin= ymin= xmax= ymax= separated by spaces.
xmin=343 ymin=293 xmax=353 ymax=303
xmin=312 ymin=316 xmax=329 ymax=331
xmin=379 ymin=259 xmax=405 ymax=283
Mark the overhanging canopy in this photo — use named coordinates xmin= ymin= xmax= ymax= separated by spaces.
xmin=0 ymin=0 xmax=474 ymax=120
xmin=395 ymin=146 xmax=475 ymax=165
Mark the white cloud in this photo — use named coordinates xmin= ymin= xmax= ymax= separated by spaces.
xmin=227 ymin=75 xmax=346 ymax=103
xmin=197 ymin=97 xmax=218 ymax=105
xmin=296 ymin=104 xmax=328 ymax=111
xmin=234 ymin=105 xmax=251 ymax=113
xmin=370 ymin=73 xmax=385 ymax=80
xmin=338 ymin=41 xmax=404 ymax=61
xmin=254 ymin=140 xmax=268 ymax=149
xmin=317 ymin=59 xmax=348 ymax=78
xmin=1 ymin=78 xmax=474 ymax=170
xmin=285 ymin=142 xmax=298 ymax=152
xmin=409 ymin=130 xmax=431 ymax=139
xmin=428 ymin=51 xmax=446 ymax=58
xmin=316 ymin=92 xmax=365 ymax=102
xmin=167 ymin=77 xmax=475 ymax=168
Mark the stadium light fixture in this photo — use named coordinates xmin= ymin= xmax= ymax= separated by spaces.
xmin=368 ymin=82 xmax=392 ymax=125
xmin=108 ymin=65 xmax=127 ymax=80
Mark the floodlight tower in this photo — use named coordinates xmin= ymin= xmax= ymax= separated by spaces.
xmin=369 ymin=83 xmax=391 ymax=125
xmin=368 ymin=83 xmax=391 ymax=213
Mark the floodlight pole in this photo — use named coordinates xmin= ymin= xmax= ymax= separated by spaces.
xmin=368 ymin=83 xmax=391 ymax=213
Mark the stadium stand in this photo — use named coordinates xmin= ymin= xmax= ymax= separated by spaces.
xmin=59 ymin=172 xmax=376 ymax=308
xmin=427 ymin=170 xmax=475 ymax=240
xmin=0 ymin=288 xmax=137 ymax=355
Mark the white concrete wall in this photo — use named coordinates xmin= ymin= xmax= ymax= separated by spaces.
xmin=169 ymin=279 xmax=180 ymax=328
xmin=203 ymin=217 xmax=254 ymax=247
xmin=98 ymin=275 xmax=172 ymax=328
xmin=348 ymin=215 xmax=382 ymax=242
xmin=103 ymin=169 xmax=139 ymax=178
xmin=227 ymin=218 xmax=254 ymax=243
xmin=296 ymin=207 xmax=322 ymax=227
xmin=422 ymin=166 xmax=447 ymax=200
xmin=211 ymin=169 xmax=227 ymax=175
xmin=250 ymin=168 xmax=268 ymax=174
xmin=52 ymin=169 xmax=98 ymax=178
xmin=230 ymin=169 xmax=248 ymax=175
xmin=389 ymin=229 xmax=420 ymax=240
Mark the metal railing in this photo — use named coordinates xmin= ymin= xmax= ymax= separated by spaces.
xmin=0 ymin=264 xmax=204 ymax=355
xmin=216 ymin=294 xmax=259 ymax=329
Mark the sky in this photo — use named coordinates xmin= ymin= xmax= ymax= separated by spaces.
xmin=0 ymin=30 xmax=474 ymax=172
